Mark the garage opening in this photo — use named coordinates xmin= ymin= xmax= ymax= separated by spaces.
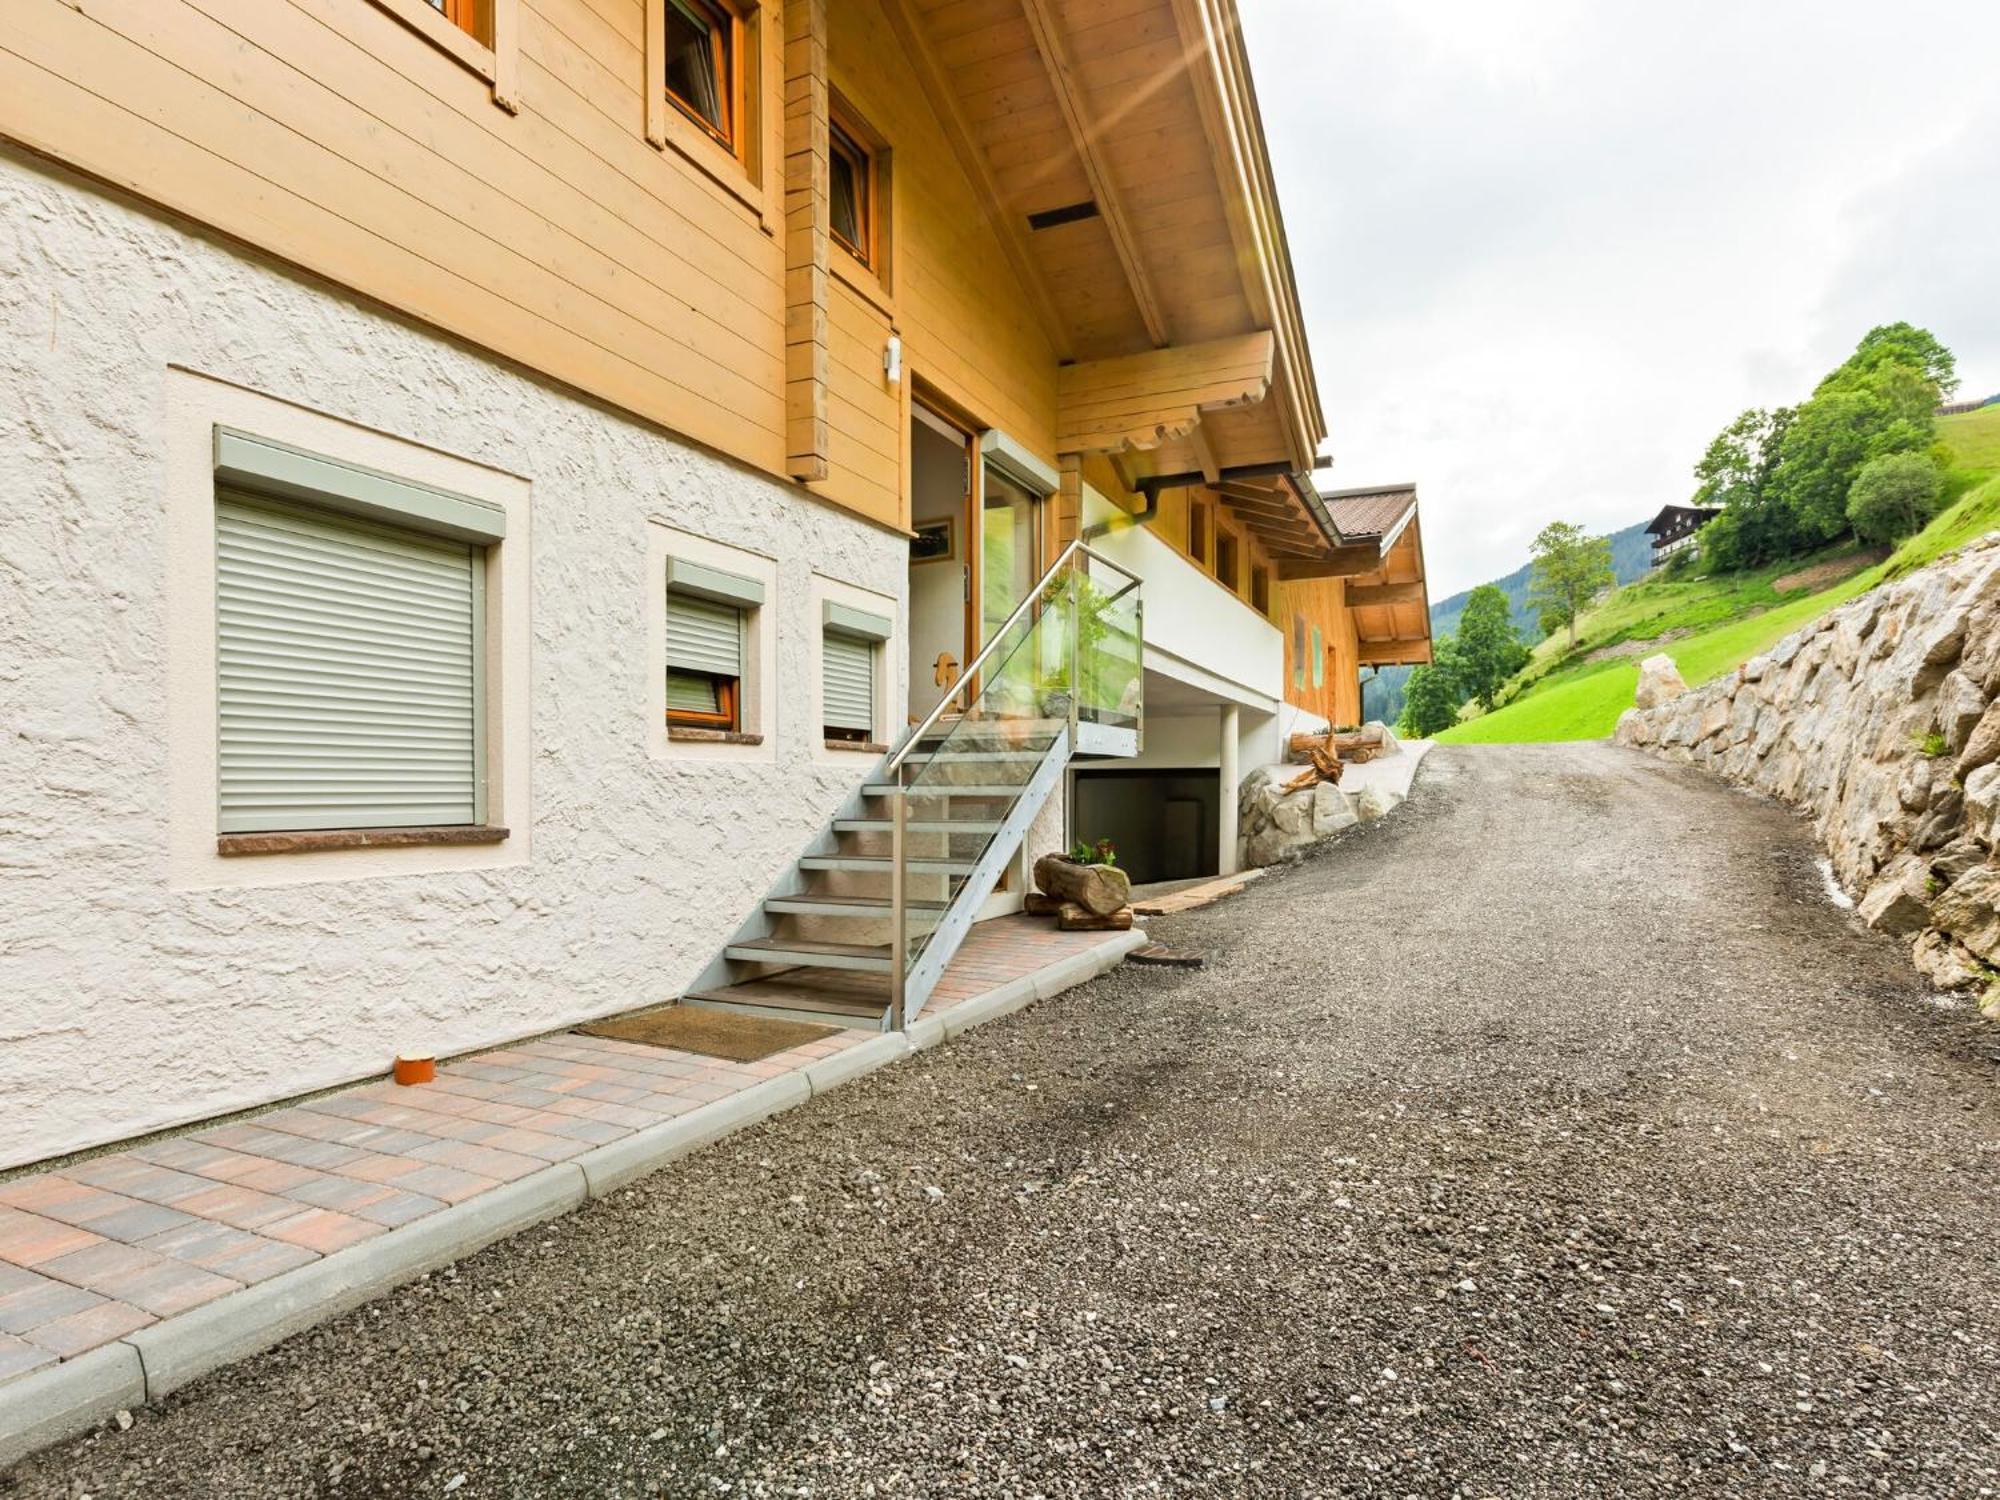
xmin=1071 ymin=769 xmax=1220 ymax=886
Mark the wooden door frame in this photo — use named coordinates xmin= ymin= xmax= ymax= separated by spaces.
xmin=910 ymin=387 xmax=978 ymax=716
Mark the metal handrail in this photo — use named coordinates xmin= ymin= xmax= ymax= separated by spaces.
xmin=885 ymin=538 xmax=1142 ymax=774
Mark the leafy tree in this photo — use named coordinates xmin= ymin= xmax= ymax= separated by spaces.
xmin=1525 ymin=522 xmax=1615 ymax=650
xmin=1453 ymin=584 xmax=1530 ymax=711
xmin=1770 ymin=377 xmax=1932 ymax=543
xmin=1397 ymin=639 xmax=1463 ymax=738
xmin=1692 ymin=406 xmax=1801 ymax=571
xmin=1847 ymin=451 xmax=1945 ymax=544
xmin=1824 ymin=322 xmax=1958 ymax=401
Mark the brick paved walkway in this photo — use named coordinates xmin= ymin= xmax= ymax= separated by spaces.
xmin=0 ymin=917 xmax=1122 ymax=1389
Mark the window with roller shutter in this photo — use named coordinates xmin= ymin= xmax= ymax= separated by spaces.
xmin=665 ymin=558 xmax=763 ymax=732
xmin=213 ymin=480 xmax=496 ymax=834
xmin=820 ymin=600 xmax=889 ymax=742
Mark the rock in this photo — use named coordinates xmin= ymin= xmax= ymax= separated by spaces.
xmin=1929 ymin=865 xmax=2000 ymax=962
xmin=1910 ymin=605 xmax=1970 ymax=698
xmin=1352 ymin=784 xmax=1401 ymax=822
xmin=1963 ymin=763 xmax=2000 ymax=846
xmin=1895 ymin=756 xmax=1935 ymax=813
xmin=1613 ymin=708 xmax=1654 ymax=747
xmin=1312 ymin=782 xmax=1358 ymax=837
xmin=1956 ymin=700 xmax=2000 ymax=782
xmin=1244 ymin=829 xmax=1295 ymax=868
xmin=1936 ymin=669 xmax=1988 ymax=755
xmin=1914 ymin=787 xmax=1966 ymax=851
xmin=1271 ymin=793 xmax=1311 ymax=837
xmin=1929 ymin=839 xmax=1985 ymax=889
xmin=1634 ymin=653 xmax=1689 ymax=710
xmin=1856 ymin=853 xmax=1932 ymax=937
xmin=1364 ymin=720 xmax=1404 ymax=756
xmin=1912 ymin=929 xmax=1986 ymax=991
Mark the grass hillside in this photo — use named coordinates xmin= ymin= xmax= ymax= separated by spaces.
xmin=1436 ymin=403 xmax=2000 ymax=744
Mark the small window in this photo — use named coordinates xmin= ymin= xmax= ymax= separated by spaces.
xmin=663 ymin=0 xmax=734 ymax=147
xmin=830 ymin=120 xmax=873 ymax=267
xmin=666 ymin=559 xmax=763 ymax=733
xmin=1250 ymin=564 xmax=1270 ymax=614
xmin=1311 ymin=626 xmax=1326 ymax=689
xmin=1214 ymin=527 xmax=1239 ymax=592
xmin=424 ymin=0 xmax=485 ymax=41
xmin=822 ymin=602 xmax=890 ymax=744
xmin=1189 ymin=499 xmax=1210 ymax=565
xmin=1292 ymin=613 xmax=1307 ymax=689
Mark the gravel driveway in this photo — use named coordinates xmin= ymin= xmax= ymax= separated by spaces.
xmin=9 ymin=743 xmax=2000 ymax=1499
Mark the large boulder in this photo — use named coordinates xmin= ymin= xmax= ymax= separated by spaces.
xmin=1634 ymin=653 xmax=1689 ymax=710
xmin=1312 ymin=782 xmax=1358 ymax=837
xmin=1856 ymin=852 xmax=1932 ymax=937
xmin=1913 ymin=929 xmax=1987 ymax=991
xmin=1352 ymin=783 xmax=1402 ymax=822
xmin=1956 ymin=700 xmax=2000 ymax=782
xmin=1364 ymin=720 xmax=1404 ymax=756
xmin=1937 ymin=669 xmax=1988 ymax=756
xmin=1929 ymin=864 xmax=2000 ymax=962
xmin=1963 ymin=763 xmax=2000 ymax=847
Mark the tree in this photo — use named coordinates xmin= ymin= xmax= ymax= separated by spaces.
xmin=1847 ymin=451 xmax=1945 ymax=544
xmin=1397 ymin=642 xmax=1463 ymax=738
xmin=1453 ymin=584 xmax=1530 ymax=711
xmin=1526 ymin=522 xmax=1615 ymax=650
xmin=1691 ymin=406 xmax=1802 ymax=571
xmin=1825 ymin=322 xmax=1958 ymax=402
xmin=1770 ymin=378 xmax=1932 ymax=543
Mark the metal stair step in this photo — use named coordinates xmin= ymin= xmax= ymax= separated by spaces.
xmin=683 ymin=972 xmax=890 ymax=1030
xmin=832 ymin=816 xmax=1002 ymax=834
xmin=799 ymin=853 xmax=976 ymax=875
xmin=861 ymin=783 xmax=1026 ymax=799
xmin=724 ymin=936 xmax=899 ymax=973
xmin=764 ymin=893 xmax=946 ymax=921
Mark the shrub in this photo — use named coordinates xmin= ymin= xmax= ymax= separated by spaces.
xmin=1848 ymin=451 xmax=1945 ymax=544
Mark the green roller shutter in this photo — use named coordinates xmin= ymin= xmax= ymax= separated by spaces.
xmin=823 ymin=631 xmax=875 ymax=734
xmin=216 ymin=492 xmax=481 ymax=833
xmin=666 ymin=590 xmax=743 ymax=679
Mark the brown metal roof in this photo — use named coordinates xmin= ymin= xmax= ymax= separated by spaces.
xmin=1322 ymin=484 xmax=1418 ymax=542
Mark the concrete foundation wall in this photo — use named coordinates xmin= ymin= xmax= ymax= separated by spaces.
xmin=0 ymin=154 xmax=906 ymax=1168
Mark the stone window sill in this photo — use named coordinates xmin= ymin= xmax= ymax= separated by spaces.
xmin=668 ymin=727 xmax=765 ymax=747
xmin=824 ymin=738 xmax=888 ymax=754
xmin=217 ymin=826 xmax=510 ymax=857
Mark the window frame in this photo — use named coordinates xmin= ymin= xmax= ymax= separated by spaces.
xmin=367 ymin=0 xmax=519 ymax=110
xmin=666 ymin=669 xmax=741 ymax=732
xmin=821 ymin=600 xmax=891 ymax=745
xmin=661 ymin=0 xmax=738 ymax=150
xmin=1214 ymin=525 xmax=1240 ymax=593
xmin=428 ymin=0 xmax=485 ymax=41
xmin=1188 ymin=498 xmax=1211 ymax=566
xmin=829 ymin=116 xmax=873 ymax=269
xmin=1250 ymin=563 xmax=1271 ymax=615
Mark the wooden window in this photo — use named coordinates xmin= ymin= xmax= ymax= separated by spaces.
xmin=1250 ymin=564 xmax=1270 ymax=614
xmin=829 ymin=118 xmax=873 ymax=267
xmin=663 ymin=0 xmax=736 ymax=148
xmin=1188 ymin=499 xmax=1210 ymax=565
xmin=1312 ymin=627 xmax=1326 ymax=689
xmin=1292 ymin=613 xmax=1307 ymax=689
xmin=424 ymin=0 xmax=485 ymax=41
xmin=665 ymin=559 xmax=764 ymax=733
xmin=1214 ymin=527 xmax=1239 ymax=592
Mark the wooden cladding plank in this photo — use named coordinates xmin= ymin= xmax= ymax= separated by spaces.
xmin=1056 ymin=331 xmax=1274 ymax=453
xmin=1276 ymin=548 xmax=1383 ymax=581
xmin=784 ymin=0 xmax=830 ymax=482
xmin=1343 ymin=580 xmax=1426 ymax=610
xmin=1356 ymin=638 xmax=1433 ymax=667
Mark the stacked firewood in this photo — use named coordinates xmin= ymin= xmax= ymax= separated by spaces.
xmin=1280 ymin=725 xmax=1383 ymax=792
xmin=1024 ymin=853 xmax=1134 ymax=931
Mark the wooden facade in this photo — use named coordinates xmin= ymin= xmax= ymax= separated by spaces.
xmin=0 ymin=0 xmax=1327 ymax=550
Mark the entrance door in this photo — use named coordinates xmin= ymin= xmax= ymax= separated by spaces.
xmin=981 ymin=460 xmax=1041 ymax=645
xmin=908 ymin=401 xmax=974 ymax=722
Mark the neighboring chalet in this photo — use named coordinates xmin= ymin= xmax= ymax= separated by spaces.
xmin=1645 ymin=504 xmax=1721 ymax=567
xmin=0 ymin=0 xmax=1425 ymax=1168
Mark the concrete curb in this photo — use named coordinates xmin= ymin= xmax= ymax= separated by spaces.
xmin=574 ymin=1073 xmax=810 ymax=1197
xmin=0 ymin=1344 xmax=144 ymax=1471
xmin=0 ymin=930 xmax=1147 ymax=1471
xmin=126 ymin=1163 xmax=589 ymax=1400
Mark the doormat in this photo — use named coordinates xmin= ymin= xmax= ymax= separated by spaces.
xmin=1126 ymin=943 xmax=1204 ymax=970
xmin=577 ymin=1006 xmax=836 ymax=1063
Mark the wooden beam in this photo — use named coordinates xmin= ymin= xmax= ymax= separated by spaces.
xmin=1344 ymin=580 xmax=1426 ymax=609
xmin=1277 ymin=548 xmax=1381 ymax=580
xmin=1189 ymin=423 xmax=1221 ymax=484
xmin=1018 ymin=0 xmax=1169 ymax=348
xmin=782 ymin=0 xmax=829 ymax=482
xmin=1357 ymin=638 xmax=1433 ymax=666
xmin=1057 ymin=331 xmax=1275 ymax=453
xmin=879 ymin=0 xmax=1072 ymax=361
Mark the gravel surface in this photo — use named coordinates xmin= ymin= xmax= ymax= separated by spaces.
xmin=10 ymin=742 xmax=2000 ymax=1499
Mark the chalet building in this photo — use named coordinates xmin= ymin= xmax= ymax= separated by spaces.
xmin=1645 ymin=504 xmax=1721 ymax=567
xmin=0 ymin=0 xmax=1425 ymax=1169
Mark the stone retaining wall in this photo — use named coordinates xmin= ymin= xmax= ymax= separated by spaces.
xmin=1614 ymin=535 xmax=2000 ymax=1001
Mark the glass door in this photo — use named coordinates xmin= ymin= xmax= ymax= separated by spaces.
xmin=980 ymin=462 xmax=1042 ymax=645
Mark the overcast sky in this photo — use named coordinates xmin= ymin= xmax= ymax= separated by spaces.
xmin=1239 ymin=1 xmax=2000 ymax=599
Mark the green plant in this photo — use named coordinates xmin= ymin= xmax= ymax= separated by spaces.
xmin=1916 ymin=730 xmax=1948 ymax=757
xmin=1848 ymin=451 xmax=1946 ymax=544
xmin=1069 ymin=838 xmax=1117 ymax=867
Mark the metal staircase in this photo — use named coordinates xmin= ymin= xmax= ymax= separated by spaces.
xmin=682 ymin=541 xmax=1143 ymax=1031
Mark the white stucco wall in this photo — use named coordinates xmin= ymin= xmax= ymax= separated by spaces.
xmin=0 ymin=153 xmax=909 ymax=1168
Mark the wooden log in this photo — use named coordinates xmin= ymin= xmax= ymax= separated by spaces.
xmin=1057 ymin=901 xmax=1133 ymax=931
xmin=1022 ymin=891 xmax=1064 ymax=917
xmin=1032 ymin=854 xmax=1132 ymax=916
